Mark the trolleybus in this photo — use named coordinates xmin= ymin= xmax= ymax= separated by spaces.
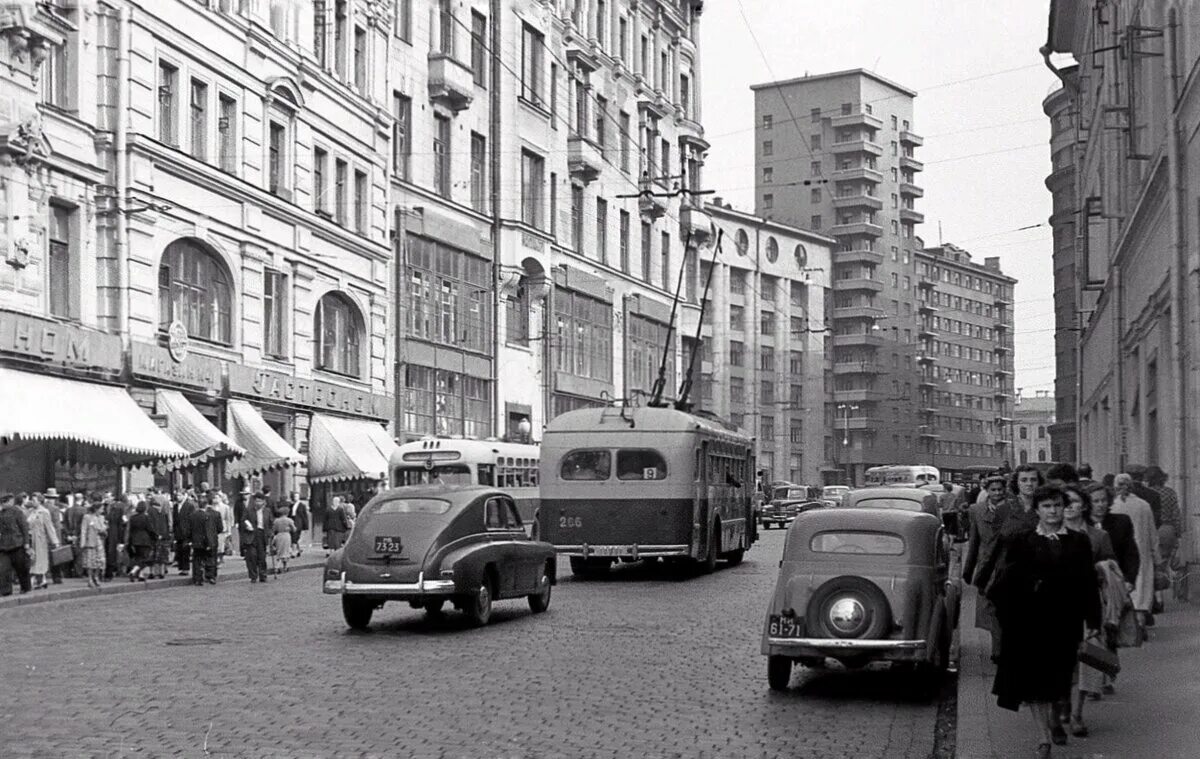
xmin=389 ymin=438 xmax=541 ymax=523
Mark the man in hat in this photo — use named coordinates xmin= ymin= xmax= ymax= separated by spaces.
xmin=188 ymin=492 xmax=222 ymax=586
xmin=63 ymin=492 xmax=87 ymax=577
xmin=173 ymin=487 xmax=197 ymax=575
xmin=239 ymin=492 xmax=274 ymax=583
xmin=42 ymin=490 xmax=65 ymax=584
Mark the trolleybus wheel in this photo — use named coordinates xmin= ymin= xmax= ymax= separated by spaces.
xmin=700 ymin=522 xmax=720 ymax=574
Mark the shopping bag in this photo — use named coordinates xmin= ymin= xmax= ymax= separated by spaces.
xmin=1078 ymin=638 xmax=1121 ymax=677
xmin=50 ymin=545 xmax=74 ymax=567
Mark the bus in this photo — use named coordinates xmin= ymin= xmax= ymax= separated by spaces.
xmin=864 ymin=464 xmax=942 ymax=489
xmin=389 ymin=438 xmax=541 ymax=523
xmin=538 ymin=405 xmax=757 ymax=577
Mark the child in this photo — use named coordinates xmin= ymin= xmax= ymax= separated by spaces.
xmin=271 ymin=507 xmax=295 ymax=575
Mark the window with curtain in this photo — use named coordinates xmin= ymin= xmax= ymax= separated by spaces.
xmin=314 ymin=292 xmax=363 ymax=377
xmin=158 ymin=239 xmax=233 ymax=344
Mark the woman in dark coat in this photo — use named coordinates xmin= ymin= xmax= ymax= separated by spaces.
xmin=124 ymin=502 xmax=158 ymax=582
xmin=322 ymin=496 xmax=350 ymax=553
xmin=989 ymin=485 xmax=1102 ymax=758
xmin=103 ymin=495 xmax=126 ymax=581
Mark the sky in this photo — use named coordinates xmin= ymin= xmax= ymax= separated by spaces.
xmin=700 ymin=0 xmax=1060 ymax=399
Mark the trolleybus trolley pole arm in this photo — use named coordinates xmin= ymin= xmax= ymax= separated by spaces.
xmin=676 ymin=228 xmax=724 ymax=412
xmin=648 ymin=229 xmax=695 ymax=408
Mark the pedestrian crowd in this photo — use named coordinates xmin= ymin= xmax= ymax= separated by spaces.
xmin=0 ymin=484 xmax=314 ymax=596
xmin=960 ymin=462 xmax=1184 ymax=759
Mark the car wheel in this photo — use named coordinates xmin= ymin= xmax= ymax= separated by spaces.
xmin=462 ymin=575 xmax=494 ymax=627
xmin=767 ymin=655 xmax=792 ymax=692
xmin=342 ymin=597 xmax=373 ymax=631
xmin=699 ymin=522 xmax=720 ymax=574
xmin=724 ymin=548 xmax=745 ymax=566
xmin=805 ymin=577 xmax=892 ymax=640
xmin=423 ymin=598 xmax=446 ymax=617
xmin=528 ymin=562 xmax=552 ymax=613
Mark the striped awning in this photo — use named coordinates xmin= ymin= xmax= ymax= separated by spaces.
xmin=155 ymin=389 xmax=244 ymax=469
xmin=225 ymin=399 xmax=305 ymax=478
xmin=0 ymin=367 xmax=188 ymax=466
xmin=307 ymin=413 xmax=398 ymax=484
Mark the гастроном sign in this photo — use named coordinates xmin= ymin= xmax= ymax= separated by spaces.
xmin=0 ymin=310 xmax=123 ymax=374
xmin=227 ymin=364 xmax=392 ymax=420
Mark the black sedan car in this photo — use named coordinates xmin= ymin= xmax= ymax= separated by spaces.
xmin=323 ymin=485 xmax=557 ymax=630
xmin=760 ymin=498 xmax=826 ymax=529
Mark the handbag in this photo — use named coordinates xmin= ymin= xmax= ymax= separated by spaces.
xmin=1154 ymin=565 xmax=1171 ymax=591
xmin=50 ymin=545 xmax=74 ymax=567
xmin=1078 ymin=638 xmax=1121 ymax=677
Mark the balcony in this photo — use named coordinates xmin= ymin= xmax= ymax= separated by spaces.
xmin=568 ymin=135 xmax=603 ymax=184
xmin=833 ymin=305 xmax=886 ymax=321
xmin=899 ymin=130 xmax=924 ymax=147
xmin=830 ymin=221 xmax=884 ymax=238
xmin=918 ymin=300 xmax=939 ymax=314
xmin=833 ymin=361 xmax=887 ymax=376
xmin=832 ymin=193 xmax=884 ymax=211
xmin=994 ymin=319 xmax=1010 ymax=332
xmin=565 ymin=36 xmax=600 ymax=73
xmin=831 ymin=166 xmax=884 ymax=184
xmin=834 ymin=389 xmax=886 ymax=404
xmin=993 ymin=387 xmax=1012 ymax=399
xmin=679 ymin=204 xmax=714 ymax=245
xmin=994 ymin=293 xmax=1012 ymax=307
xmin=918 ymin=323 xmax=938 ymax=339
xmin=919 ymin=375 xmax=937 ymax=388
xmin=842 ymin=416 xmax=883 ymax=430
xmin=916 ymin=352 xmax=937 ymax=364
xmin=995 ymin=342 xmax=1011 ymax=354
xmin=833 ymin=332 xmax=886 ymax=348
xmin=899 ymin=181 xmax=924 ymax=198
xmin=918 ymin=429 xmax=940 ymax=439
xmin=900 ymin=155 xmax=924 ymax=172
xmin=994 ymin=366 xmax=1013 ymax=377
xmin=917 ymin=275 xmax=937 ymax=289
xmin=836 ymin=277 xmax=885 ymax=293
xmin=899 ymin=207 xmax=925 ymax=224
xmin=831 ymin=139 xmax=884 ymax=157
xmin=831 ymin=111 xmax=884 ymax=131
xmin=639 ymin=192 xmax=667 ymax=220
xmin=638 ymin=95 xmax=672 ymax=120
xmin=427 ymin=53 xmax=475 ymax=112
xmin=834 ymin=248 xmax=884 ymax=266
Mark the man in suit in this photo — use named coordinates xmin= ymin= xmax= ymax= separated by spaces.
xmin=239 ymin=492 xmax=274 ymax=583
xmin=188 ymin=494 xmax=222 ymax=586
xmin=962 ymin=476 xmax=1010 ymax=661
xmin=174 ymin=488 xmax=196 ymax=575
xmin=1127 ymin=464 xmax=1163 ymax=528
xmin=63 ymin=493 xmax=87 ymax=578
xmin=287 ymin=491 xmax=309 ymax=558
xmin=42 ymin=490 xmax=64 ymax=584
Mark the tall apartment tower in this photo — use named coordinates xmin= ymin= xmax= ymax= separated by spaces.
xmin=751 ymin=70 xmax=924 ymax=485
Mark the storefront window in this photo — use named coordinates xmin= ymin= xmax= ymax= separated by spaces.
xmin=554 ymin=289 xmax=612 ymax=382
xmin=627 ymin=314 xmax=674 ymax=395
xmin=406 ymin=235 xmax=492 ymax=354
xmin=403 ymin=365 xmax=492 ymax=438
xmin=158 ymin=238 xmax=233 ymax=344
xmin=314 ymin=292 xmax=363 ymax=377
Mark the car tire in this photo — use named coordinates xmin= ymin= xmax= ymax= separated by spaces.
xmin=528 ymin=562 xmax=552 ymax=613
xmin=724 ymin=548 xmax=745 ymax=566
xmin=805 ymin=577 xmax=891 ymax=640
xmin=462 ymin=574 xmax=494 ymax=627
xmin=767 ymin=655 xmax=792 ymax=692
xmin=423 ymin=598 xmax=445 ymax=617
xmin=569 ymin=556 xmax=612 ymax=578
xmin=699 ymin=521 xmax=720 ymax=575
xmin=342 ymin=597 xmax=374 ymax=631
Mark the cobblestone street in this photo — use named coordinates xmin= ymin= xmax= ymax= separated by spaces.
xmin=0 ymin=531 xmax=942 ymax=759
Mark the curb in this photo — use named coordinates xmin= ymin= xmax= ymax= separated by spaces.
xmin=0 ymin=560 xmax=324 ymax=610
xmin=954 ymin=584 xmax=996 ymax=759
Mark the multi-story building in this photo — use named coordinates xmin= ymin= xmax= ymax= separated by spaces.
xmin=693 ymin=200 xmax=833 ymax=485
xmin=1013 ymin=392 xmax=1055 ymax=467
xmin=914 ymin=244 xmax=1018 ymax=476
xmin=1042 ymin=2 xmax=1199 ymax=556
xmin=751 ymin=69 xmax=926 ymax=485
xmin=1043 ymin=79 xmax=1078 ymax=464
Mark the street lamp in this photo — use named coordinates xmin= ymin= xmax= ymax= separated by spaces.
xmin=837 ymin=403 xmax=859 ymax=486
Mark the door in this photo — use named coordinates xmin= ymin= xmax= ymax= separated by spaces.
xmin=503 ymin=499 xmax=540 ymax=592
xmin=484 ymin=496 xmax=521 ymax=597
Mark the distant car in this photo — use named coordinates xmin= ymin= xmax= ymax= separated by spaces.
xmin=821 ymin=485 xmax=850 ymax=505
xmin=761 ymin=508 xmax=959 ymax=690
xmin=760 ymin=498 xmax=826 ymax=530
xmin=841 ymin=486 xmax=941 ymax=516
xmin=323 ymin=486 xmax=557 ymax=630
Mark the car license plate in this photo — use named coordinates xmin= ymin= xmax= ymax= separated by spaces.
xmin=768 ymin=615 xmax=805 ymax=638
xmin=589 ymin=545 xmax=626 ymax=557
xmin=374 ymin=536 xmax=403 ymax=554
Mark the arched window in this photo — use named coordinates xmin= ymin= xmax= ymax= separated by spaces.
xmin=1019 ymin=450 xmax=1029 ymax=465
xmin=158 ymin=238 xmax=233 ymax=344
xmin=314 ymin=292 xmax=363 ymax=377
xmin=735 ymin=228 xmax=749 ymax=256
xmin=1037 ymin=449 xmax=1047 ymax=462
xmin=765 ymin=236 xmax=779 ymax=262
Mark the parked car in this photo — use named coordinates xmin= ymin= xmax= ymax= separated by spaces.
xmin=323 ymin=486 xmax=557 ymax=630
xmin=841 ymin=486 xmax=941 ymax=516
xmin=821 ymin=485 xmax=851 ymax=505
xmin=760 ymin=498 xmax=826 ymax=529
xmin=760 ymin=507 xmax=959 ymax=690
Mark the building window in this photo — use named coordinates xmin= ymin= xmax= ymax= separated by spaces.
xmin=685 ymin=247 xmax=698 ymax=303
xmin=395 ymin=0 xmax=412 ymax=42
xmin=158 ymin=61 xmax=178 ymax=145
xmin=660 ymin=232 xmax=671 ymax=290
xmin=353 ymin=25 xmax=367 ymax=90
xmin=393 ymin=93 xmax=411 ymax=180
xmin=761 ymin=416 xmax=775 ymax=441
xmin=314 ymin=292 xmax=363 ymax=377
xmin=47 ymin=203 xmax=75 ymax=319
xmin=811 ymin=134 xmax=821 ymax=150
xmin=313 ymin=147 xmax=328 ymax=216
xmin=506 ymin=277 xmax=530 ymax=347
xmin=680 ymin=73 xmax=691 ymax=117
xmin=730 ymin=269 xmax=746 ymax=294
xmin=762 ymin=140 xmax=773 ymax=156
xmin=729 ymin=340 xmax=744 ymax=367
xmin=627 ymin=314 xmax=674 ymax=394
xmin=521 ymin=24 xmax=544 ymax=106
xmin=619 ymin=110 xmax=632 ymax=173
xmin=810 ymin=215 xmax=821 ymax=230
xmin=596 ymin=198 xmax=608 ymax=265
xmin=334 ymin=0 xmax=348 ymax=78
xmin=354 ymin=169 xmax=368 ymax=233
xmin=760 ymin=310 xmax=775 ymax=335
xmin=189 ymin=79 xmax=208 ymax=161
xmin=470 ymin=11 xmax=488 ymax=86
xmin=810 ymin=107 xmax=821 ymax=122
xmin=763 ymin=193 xmax=774 ymax=210
xmin=334 ymin=159 xmax=348 ymax=225
xmin=760 ymin=347 xmax=775 ymax=372
xmin=268 ymin=121 xmax=287 ymax=196
xmin=641 ymin=222 xmax=652 ymax=282
xmin=218 ymin=94 xmax=237 ymax=173
xmin=521 ymin=150 xmax=544 ymax=228
xmin=158 ymin=238 xmax=232 ymax=344
xmin=811 ymin=161 xmax=822 ymax=176
xmin=729 ymin=305 xmax=744 ymax=331
xmin=313 ymin=1 xmax=328 ymax=64
xmin=549 ymin=172 xmax=558 ymax=236
xmin=470 ymin=132 xmax=487 ymax=213
xmin=619 ymin=209 xmax=631 ymax=272
xmin=569 ymin=185 xmax=584 ymax=251
xmin=263 ymin=269 xmax=288 ymax=359
xmin=406 ymin=236 xmax=493 ymax=354
xmin=555 ymin=290 xmax=613 ymax=382
xmin=763 ymin=114 xmax=773 ymax=130
xmin=437 ymin=0 xmax=454 ymax=55
xmin=763 ymin=167 xmax=774 ymax=184
xmin=433 ymin=114 xmax=451 ymax=198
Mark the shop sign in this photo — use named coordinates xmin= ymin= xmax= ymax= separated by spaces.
xmin=0 ymin=309 xmax=123 ymax=374
xmin=130 ymin=341 xmax=224 ymax=393
xmin=228 ymin=364 xmax=393 ymax=420
xmin=167 ymin=321 xmax=190 ymax=362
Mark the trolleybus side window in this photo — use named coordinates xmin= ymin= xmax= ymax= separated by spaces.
xmin=616 ymin=449 xmax=668 ymax=480
xmin=561 ymin=449 xmax=611 ymax=480
xmin=477 ymin=464 xmax=495 ymax=486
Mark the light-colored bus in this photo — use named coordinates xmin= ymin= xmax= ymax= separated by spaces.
xmin=864 ymin=465 xmax=942 ymax=489
xmin=539 ymin=405 xmax=758 ymax=577
xmin=389 ymin=438 xmax=541 ymax=523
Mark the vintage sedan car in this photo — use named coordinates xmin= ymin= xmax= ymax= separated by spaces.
xmin=760 ymin=498 xmax=826 ymax=529
xmin=821 ymin=485 xmax=851 ymax=505
xmin=323 ymin=485 xmax=557 ymax=630
xmin=760 ymin=507 xmax=959 ymax=690
xmin=841 ymin=486 xmax=941 ymax=516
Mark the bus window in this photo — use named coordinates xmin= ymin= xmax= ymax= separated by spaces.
xmin=530 ymin=464 xmax=539 ymax=486
xmin=561 ymin=450 xmax=611 ymax=480
xmin=616 ymin=449 xmax=668 ymax=481
xmin=477 ymin=464 xmax=495 ymax=486
xmin=394 ymin=464 xmax=472 ymax=487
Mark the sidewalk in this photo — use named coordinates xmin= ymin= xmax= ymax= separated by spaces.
xmin=0 ymin=544 xmax=327 ymax=610
xmin=956 ymin=585 xmax=1200 ymax=758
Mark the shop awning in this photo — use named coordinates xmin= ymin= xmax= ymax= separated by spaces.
xmin=225 ymin=399 xmax=305 ymax=478
xmin=307 ymin=413 xmax=398 ymax=484
xmin=155 ymin=389 xmax=244 ymax=469
xmin=0 ymin=367 xmax=188 ymax=467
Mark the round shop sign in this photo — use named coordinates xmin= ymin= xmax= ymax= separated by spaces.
xmin=167 ymin=321 xmax=190 ymax=363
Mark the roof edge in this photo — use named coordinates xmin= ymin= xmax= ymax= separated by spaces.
xmin=750 ymin=67 xmax=918 ymax=98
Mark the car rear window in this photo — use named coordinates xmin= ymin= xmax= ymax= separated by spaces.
xmin=560 ymin=449 xmax=611 ymax=480
xmin=810 ymin=531 xmax=905 ymax=555
xmin=850 ymin=497 xmax=925 ymax=512
xmin=371 ymin=498 xmax=451 ymax=515
xmin=616 ymin=449 xmax=668 ymax=480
